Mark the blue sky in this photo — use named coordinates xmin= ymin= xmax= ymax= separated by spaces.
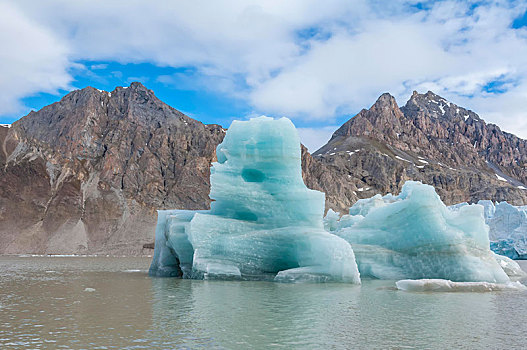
xmin=7 ymin=61 xmax=254 ymax=127
xmin=1 ymin=1 xmax=527 ymax=151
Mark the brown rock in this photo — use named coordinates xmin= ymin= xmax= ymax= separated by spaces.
xmin=0 ymin=83 xmax=224 ymax=255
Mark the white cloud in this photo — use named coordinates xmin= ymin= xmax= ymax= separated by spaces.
xmin=2 ymin=0 xmax=527 ymax=139
xmin=0 ymin=1 xmax=71 ymax=117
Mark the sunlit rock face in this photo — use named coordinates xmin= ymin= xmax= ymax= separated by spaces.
xmin=327 ymin=181 xmax=510 ymax=283
xmin=149 ymin=117 xmax=361 ymax=283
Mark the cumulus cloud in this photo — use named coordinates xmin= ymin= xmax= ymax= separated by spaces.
xmin=0 ymin=1 xmax=71 ymax=116
xmin=2 ymin=0 xmax=527 ymax=138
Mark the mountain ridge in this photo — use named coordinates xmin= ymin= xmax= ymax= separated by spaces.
xmin=1 ymin=83 xmax=526 ymax=255
xmin=314 ymin=90 xmax=527 ymax=211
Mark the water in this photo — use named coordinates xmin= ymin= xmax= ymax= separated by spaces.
xmin=1 ymin=257 xmax=526 ymax=349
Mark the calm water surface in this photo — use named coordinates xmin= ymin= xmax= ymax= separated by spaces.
xmin=1 ymin=256 xmax=526 ymax=349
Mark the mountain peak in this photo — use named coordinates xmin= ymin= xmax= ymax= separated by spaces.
xmin=403 ymin=90 xmax=483 ymax=123
xmin=373 ymin=92 xmax=398 ymax=108
xmin=408 ymin=90 xmax=448 ymax=103
xmin=127 ymin=81 xmax=149 ymax=92
xmin=329 ymin=92 xmax=402 ymax=140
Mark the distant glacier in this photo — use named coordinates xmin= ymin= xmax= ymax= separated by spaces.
xmin=450 ymin=201 xmax=527 ymax=260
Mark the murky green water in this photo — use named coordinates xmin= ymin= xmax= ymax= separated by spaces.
xmin=0 ymin=257 xmax=526 ymax=349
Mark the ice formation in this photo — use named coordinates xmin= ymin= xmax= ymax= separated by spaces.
xmin=326 ymin=181 xmax=511 ymax=283
xmin=149 ymin=117 xmax=360 ymax=283
xmin=395 ymin=279 xmax=526 ymax=292
xmin=493 ymin=253 xmax=527 ymax=279
xmin=450 ymin=201 xmax=527 ymax=259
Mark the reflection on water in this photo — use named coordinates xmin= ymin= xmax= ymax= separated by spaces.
xmin=0 ymin=257 xmax=526 ymax=349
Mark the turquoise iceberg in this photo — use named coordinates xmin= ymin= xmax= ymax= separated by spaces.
xmin=149 ymin=117 xmax=360 ymax=283
xmin=328 ymin=181 xmax=510 ymax=283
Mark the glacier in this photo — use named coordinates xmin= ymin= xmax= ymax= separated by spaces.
xmin=450 ymin=200 xmax=527 ymax=260
xmin=149 ymin=116 xmax=361 ymax=283
xmin=326 ymin=181 xmax=511 ymax=283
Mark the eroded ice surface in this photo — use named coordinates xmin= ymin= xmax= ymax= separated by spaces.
xmin=149 ymin=117 xmax=360 ymax=283
xmin=493 ymin=253 xmax=527 ymax=279
xmin=396 ymin=279 xmax=526 ymax=292
xmin=450 ymin=201 xmax=527 ymax=259
xmin=328 ymin=181 xmax=510 ymax=283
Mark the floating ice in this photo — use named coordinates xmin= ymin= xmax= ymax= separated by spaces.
xmin=149 ymin=117 xmax=360 ymax=283
xmin=329 ymin=181 xmax=510 ymax=283
xmin=395 ymin=279 xmax=526 ymax=292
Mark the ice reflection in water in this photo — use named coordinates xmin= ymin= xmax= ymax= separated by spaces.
xmin=1 ymin=257 xmax=526 ymax=349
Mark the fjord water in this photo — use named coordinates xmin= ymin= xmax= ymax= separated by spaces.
xmin=1 ymin=257 xmax=526 ymax=349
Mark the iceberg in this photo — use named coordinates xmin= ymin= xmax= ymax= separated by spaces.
xmin=450 ymin=200 xmax=527 ymax=259
xmin=149 ymin=117 xmax=360 ymax=283
xmin=395 ymin=279 xmax=526 ymax=292
xmin=328 ymin=181 xmax=511 ymax=283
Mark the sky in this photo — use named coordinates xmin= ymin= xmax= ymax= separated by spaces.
xmin=1 ymin=0 xmax=527 ymax=152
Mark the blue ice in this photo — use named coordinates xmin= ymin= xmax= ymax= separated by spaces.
xmin=149 ymin=117 xmax=360 ymax=283
xmin=450 ymin=200 xmax=527 ymax=259
xmin=327 ymin=181 xmax=510 ymax=283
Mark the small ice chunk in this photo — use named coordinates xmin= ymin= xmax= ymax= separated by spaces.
xmin=396 ymin=279 xmax=526 ymax=292
xmin=323 ymin=209 xmax=340 ymax=232
xmin=84 ymin=288 xmax=96 ymax=292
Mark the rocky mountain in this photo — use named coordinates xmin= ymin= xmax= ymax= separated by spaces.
xmin=0 ymin=82 xmax=224 ymax=255
xmin=313 ymin=91 xmax=527 ymax=213
xmin=1 ymin=84 xmax=527 ymax=255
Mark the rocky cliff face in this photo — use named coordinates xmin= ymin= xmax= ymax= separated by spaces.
xmin=314 ymin=91 xmax=527 ymax=213
xmin=0 ymin=83 xmax=224 ymax=255
xmin=2 ymin=84 xmax=527 ymax=255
